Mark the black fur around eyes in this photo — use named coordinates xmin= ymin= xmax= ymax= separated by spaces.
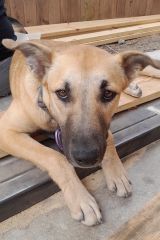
xmin=101 ymin=89 xmax=116 ymax=103
xmin=55 ymin=82 xmax=71 ymax=102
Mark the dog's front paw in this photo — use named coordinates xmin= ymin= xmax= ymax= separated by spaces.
xmin=63 ymin=183 xmax=102 ymax=226
xmin=103 ymin=162 xmax=132 ymax=198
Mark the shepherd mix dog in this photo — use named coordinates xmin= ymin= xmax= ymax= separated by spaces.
xmin=0 ymin=39 xmax=160 ymax=226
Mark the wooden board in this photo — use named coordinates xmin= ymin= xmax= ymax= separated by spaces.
xmin=5 ymin=0 xmax=160 ymax=26
xmin=109 ymin=193 xmax=160 ymax=240
xmin=86 ymin=29 xmax=160 ymax=46
xmin=55 ymin=22 xmax=160 ymax=45
xmin=25 ymin=15 xmax=160 ymax=39
xmin=0 ymin=99 xmax=160 ymax=222
xmin=117 ymin=77 xmax=160 ymax=113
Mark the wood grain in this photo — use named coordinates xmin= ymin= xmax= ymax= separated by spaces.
xmin=117 ymin=77 xmax=160 ymax=113
xmin=38 ymin=0 xmax=49 ymax=25
xmin=5 ymin=0 xmax=160 ymax=26
xmin=9 ymin=0 xmax=25 ymax=25
xmin=23 ymin=0 xmax=38 ymax=26
xmin=54 ymin=22 xmax=160 ymax=45
xmin=26 ymin=15 xmax=160 ymax=39
xmin=48 ymin=0 xmax=60 ymax=24
xmin=108 ymin=193 xmax=160 ymax=240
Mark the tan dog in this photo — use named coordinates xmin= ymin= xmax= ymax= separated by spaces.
xmin=0 ymin=39 xmax=160 ymax=226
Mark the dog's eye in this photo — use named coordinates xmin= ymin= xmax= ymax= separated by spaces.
xmin=102 ymin=90 xmax=116 ymax=102
xmin=56 ymin=89 xmax=68 ymax=100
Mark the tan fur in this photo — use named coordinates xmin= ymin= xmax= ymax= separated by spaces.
xmin=0 ymin=39 xmax=159 ymax=226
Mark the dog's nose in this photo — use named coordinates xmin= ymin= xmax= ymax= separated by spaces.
xmin=72 ymin=147 xmax=100 ymax=167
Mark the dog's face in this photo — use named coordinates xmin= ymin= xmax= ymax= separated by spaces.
xmin=3 ymin=40 xmax=158 ymax=168
xmin=46 ymin=46 xmax=124 ymax=168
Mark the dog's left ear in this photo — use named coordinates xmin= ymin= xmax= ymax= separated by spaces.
xmin=116 ymin=51 xmax=160 ymax=83
xmin=2 ymin=39 xmax=52 ymax=81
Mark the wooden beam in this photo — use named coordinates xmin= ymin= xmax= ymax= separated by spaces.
xmin=25 ymin=15 xmax=160 ymax=39
xmin=54 ymin=22 xmax=160 ymax=45
xmin=85 ymin=29 xmax=160 ymax=46
xmin=117 ymin=77 xmax=160 ymax=113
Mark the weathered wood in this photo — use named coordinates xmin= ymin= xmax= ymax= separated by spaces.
xmin=5 ymin=0 xmax=160 ymax=26
xmin=26 ymin=15 xmax=160 ymax=39
xmin=0 ymin=99 xmax=160 ymax=222
xmin=55 ymin=22 xmax=160 ymax=44
xmin=48 ymin=0 xmax=60 ymax=24
xmin=117 ymin=77 xmax=160 ymax=113
xmin=111 ymin=99 xmax=160 ymax=133
xmin=0 ymin=157 xmax=34 ymax=183
xmin=85 ymin=29 xmax=160 ymax=46
xmin=109 ymin=193 xmax=160 ymax=240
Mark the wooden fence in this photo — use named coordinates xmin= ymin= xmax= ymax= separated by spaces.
xmin=5 ymin=0 xmax=160 ymax=26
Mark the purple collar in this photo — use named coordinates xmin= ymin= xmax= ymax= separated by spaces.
xmin=55 ymin=128 xmax=63 ymax=151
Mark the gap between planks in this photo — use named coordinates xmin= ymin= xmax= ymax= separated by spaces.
xmin=53 ymin=22 xmax=160 ymax=45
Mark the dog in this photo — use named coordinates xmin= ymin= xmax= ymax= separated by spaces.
xmin=0 ymin=39 xmax=160 ymax=226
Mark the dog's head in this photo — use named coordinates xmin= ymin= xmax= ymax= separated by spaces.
xmin=3 ymin=39 xmax=160 ymax=168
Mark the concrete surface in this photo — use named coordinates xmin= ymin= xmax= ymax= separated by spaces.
xmin=0 ymin=140 xmax=160 ymax=240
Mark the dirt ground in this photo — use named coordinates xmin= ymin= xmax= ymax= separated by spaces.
xmin=100 ymin=34 xmax=160 ymax=53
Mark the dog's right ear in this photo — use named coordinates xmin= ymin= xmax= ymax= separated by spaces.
xmin=116 ymin=51 xmax=160 ymax=84
xmin=2 ymin=39 xmax=52 ymax=80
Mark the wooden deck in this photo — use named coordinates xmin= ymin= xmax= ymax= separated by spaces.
xmin=109 ymin=193 xmax=160 ymax=240
xmin=0 ymin=98 xmax=160 ymax=222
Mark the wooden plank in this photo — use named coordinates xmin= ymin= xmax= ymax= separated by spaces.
xmin=115 ymin=114 xmax=160 ymax=158
xmin=117 ymin=77 xmax=160 ymax=113
xmin=0 ymin=157 xmax=34 ymax=183
xmin=0 ymin=109 xmax=160 ymax=222
xmin=69 ymin=0 xmax=81 ymax=22
xmin=5 ymin=0 xmax=160 ymax=26
xmin=146 ymin=0 xmax=153 ymax=15
xmin=99 ymin=0 xmax=113 ymax=19
xmin=0 ymin=168 xmax=49 ymax=204
xmin=4 ymin=0 xmax=11 ymax=17
xmin=38 ymin=0 xmax=49 ymax=25
xmin=80 ymin=0 xmax=100 ymax=21
xmin=108 ymin=193 xmax=160 ymax=240
xmin=25 ymin=15 xmax=160 ymax=39
xmin=150 ymin=0 xmax=160 ymax=15
xmin=9 ymin=0 xmax=25 ymax=26
xmin=23 ymin=0 xmax=38 ymax=26
xmin=49 ymin=0 xmax=60 ymax=24
xmin=116 ymin=0 xmax=126 ymax=18
xmin=111 ymin=99 xmax=160 ymax=133
xmin=125 ymin=0 xmax=140 ymax=17
xmin=55 ymin=22 xmax=160 ymax=44
xmin=86 ymin=29 xmax=160 ymax=46
xmin=60 ymin=0 xmax=69 ymax=23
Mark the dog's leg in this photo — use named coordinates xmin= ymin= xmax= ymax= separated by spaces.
xmin=102 ymin=131 xmax=132 ymax=197
xmin=0 ymin=114 xmax=101 ymax=226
